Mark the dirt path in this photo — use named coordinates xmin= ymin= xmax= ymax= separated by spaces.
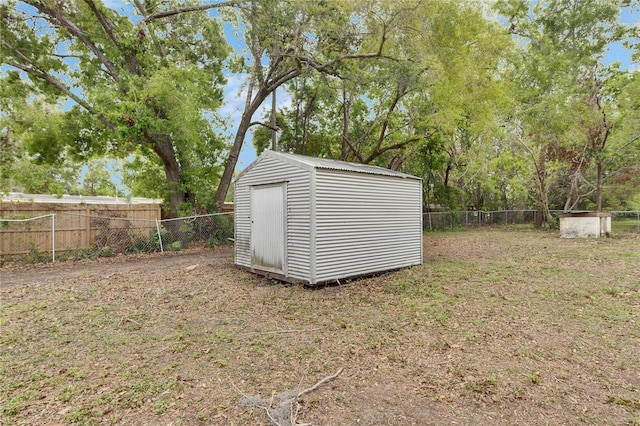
xmin=0 ymin=246 xmax=233 ymax=288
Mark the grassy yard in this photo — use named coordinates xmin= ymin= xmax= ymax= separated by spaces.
xmin=1 ymin=229 xmax=639 ymax=425
xmin=612 ymin=218 xmax=640 ymax=235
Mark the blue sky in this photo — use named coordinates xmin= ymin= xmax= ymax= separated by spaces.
xmin=604 ymin=5 xmax=640 ymax=71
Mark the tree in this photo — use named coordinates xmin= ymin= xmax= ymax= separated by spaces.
xmin=0 ymin=90 xmax=86 ymax=196
xmin=254 ymin=0 xmax=512 ymax=206
xmin=78 ymin=158 xmax=117 ymax=196
xmin=495 ymin=0 xmax=628 ymax=224
xmin=1 ymin=0 xmax=230 ymax=216
xmin=212 ymin=0 xmax=417 ymax=210
xmin=599 ymin=68 xmax=640 ymax=209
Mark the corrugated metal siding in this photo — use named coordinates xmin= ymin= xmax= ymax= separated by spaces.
xmin=272 ymin=152 xmax=419 ymax=179
xmin=314 ymin=169 xmax=422 ymax=283
xmin=234 ymin=155 xmax=311 ymax=280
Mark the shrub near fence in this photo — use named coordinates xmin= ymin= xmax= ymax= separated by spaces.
xmin=0 ymin=212 xmax=234 ymax=264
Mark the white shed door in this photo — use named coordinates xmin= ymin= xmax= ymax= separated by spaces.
xmin=251 ymin=183 xmax=286 ymax=274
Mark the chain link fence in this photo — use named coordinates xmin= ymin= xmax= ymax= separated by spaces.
xmin=424 ymin=209 xmax=640 ymax=233
xmin=423 ymin=210 xmax=540 ymax=230
xmin=2 ymin=209 xmax=638 ymax=265
xmin=0 ymin=212 xmax=234 ymax=265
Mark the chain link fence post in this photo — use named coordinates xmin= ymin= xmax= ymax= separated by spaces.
xmin=155 ymin=219 xmax=164 ymax=253
xmin=52 ymin=214 xmax=56 ymax=263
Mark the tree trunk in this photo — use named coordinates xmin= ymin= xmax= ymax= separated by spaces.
xmin=152 ymin=137 xmax=185 ymax=218
xmin=536 ymin=204 xmax=544 ymax=228
xmin=302 ymin=115 xmax=308 ymax=155
xmin=596 ymin=158 xmax=604 ymax=211
xmin=533 ymin=153 xmax=553 ymax=227
xmin=214 ymin=117 xmax=250 ymax=212
xmin=563 ymin=171 xmax=580 ymax=211
xmin=213 ymin=88 xmax=272 ymax=211
xmin=444 ymin=162 xmax=452 ymax=188
xmin=475 ymin=183 xmax=484 ymax=210
xmin=341 ymin=85 xmax=351 ymax=161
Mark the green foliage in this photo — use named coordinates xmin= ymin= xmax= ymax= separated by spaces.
xmin=167 ymin=241 xmax=183 ymax=252
xmin=2 ymin=0 xmax=229 ymax=215
xmin=122 ymin=154 xmax=167 ymax=201
xmin=26 ymin=243 xmax=49 ymax=263
xmin=1 ymin=389 xmax=41 ymax=416
xmin=492 ymin=0 xmax=632 ymax=217
xmin=252 ymin=0 xmax=515 ymax=210
xmin=2 ymin=0 xmax=638 ymax=214
xmin=126 ymin=236 xmax=151 ymax=254
xmin=149 ymin=227 xmax=169 ymax=252
xmin=465 ymin=375 xmax=497 ymax=394
xmin=205 ymin=215 xmax=234 ymax=247
xmin=77 ymin=159 xmax=116 ymax=196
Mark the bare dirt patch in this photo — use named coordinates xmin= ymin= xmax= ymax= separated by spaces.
xmin=1 ymin=230 xmax=639 ymax=425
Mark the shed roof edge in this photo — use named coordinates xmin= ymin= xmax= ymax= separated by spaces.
xmin=235 ymin=150 xmax=421 ymax=181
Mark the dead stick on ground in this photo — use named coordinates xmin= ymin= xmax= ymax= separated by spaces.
xmin=237 ymin=328 xmax=322 ymax=338
xmin=291 ymin=368 xmax=343 ymax=426
xmin=297 ymin=367 xmax=343 ymax=398
xmin=236 ymin=367 xmax=344 ymax=426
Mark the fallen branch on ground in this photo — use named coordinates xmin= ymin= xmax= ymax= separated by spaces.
xmin=236 ymin=367 xmax=344 ymax=426
xmin=237 ymin=328 xmax=322 ymax=339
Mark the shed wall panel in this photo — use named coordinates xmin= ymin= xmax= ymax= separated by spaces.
xmin=234 ymin=155 xmax=311 ymax=280
xmin=314 ymin=170 xmax=422 ymax=282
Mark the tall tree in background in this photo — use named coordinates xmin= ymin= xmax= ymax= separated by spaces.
xmin=1 ymin=0 xmax=231 ymax=216
xmin=3 ymin=0 xmax=638 ymax=215
xmin=601 ymin=66 xmax=640 ymax=209
xmin=495 ymin=0 xmax=627 ymax=224
xmin=0 ymin=82 xmax=86 ymax=196
xmin=253 ymin=0 xmax=512 ymax=210
xmin=212 ymin=0 xmax=418 ymax=210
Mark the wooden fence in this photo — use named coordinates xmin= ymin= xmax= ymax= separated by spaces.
xmin=0 ymin=202 xmax=161 ymax=257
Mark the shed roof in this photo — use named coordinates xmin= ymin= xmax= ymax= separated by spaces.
xmin=238 ymin=151 xmax=421 ymax=180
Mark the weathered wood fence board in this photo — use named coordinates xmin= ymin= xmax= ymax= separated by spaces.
xmin=0 ymin=203 xmax=161 ymax=256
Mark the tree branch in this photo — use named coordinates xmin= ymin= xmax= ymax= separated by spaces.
xmin=364 ymin=138 xmax=419 ymax=164
xmin=298 ymin=51 xmax=394 ymax=79
xmin=4 ymin=59 xmax=115 ymax=131
xmin=52 ymin=53 xmax=82 ymax=59
xmin=297 ymin=368 xmax=343 ymax=398
xmin=267 ymin=68 xmax=302 ymax=93
xmin=132 ymin=0 xmax=167 ymax=58
xmin=343 ymin=135 xmax=365 ymax=163
xmin=24 ymin=0 xmax=121 ymax=84
xmin=143 ymin=1 xmax=241 ymax=23
xmin=371 ymin=83 xmax=408 ymax=157
xmin=236 ymin=367 xmax=343 ymax=426
xmin=294 ymin=22 xmax=395 ymax=77
xmin=248 ymin=121 xmax=277 ymax=131
xmin=83 ymin=0 xmax=140 ymax=74
xmin=83 ymin=0 xmax=119 ymax=47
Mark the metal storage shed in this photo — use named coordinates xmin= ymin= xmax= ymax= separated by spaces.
xmin=234 ymin=151 xmax=423 ymax=285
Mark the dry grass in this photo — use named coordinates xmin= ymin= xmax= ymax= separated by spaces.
xmin=1 ymin=229 xmax=639 ymax=425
